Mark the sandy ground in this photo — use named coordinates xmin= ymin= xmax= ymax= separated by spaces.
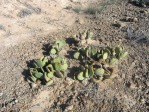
xmin=0 ymin=0 xmax=149 ymax=112
xmin=0 ymin=0 xmax=98 ymax=48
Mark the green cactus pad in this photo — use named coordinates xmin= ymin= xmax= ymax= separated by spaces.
xmin=34 ymin=72 xmax=43 ymax=79
xmin=110 ymin=58 xmax=118 ymax=65
xmin=30 ymin=75 xmax=37 ymax=82
xmin=84 ymin=69 xmax=89 ymax=78
xmin=104 ymin=48 xmax=111 ymax=55
xmin=95 ymin=68 xmax=105 ymax=76
xmin=47 ymin=72 xmax=54 ymax=78
xmin=115 ymin=47 xmax=122 ymax=55
xmin=102 ymin=52 xmax=108 ymax=60
xmin=120 ymin=51 xmax=128 ymax=58
xmin=77 ymin=72 xmax=85 ymax=80
xmin=55 ymin=39 xmax=66 ymax=50
xmin=46 ymin=80 xmax=54 ymax=85
xmin=88 ymin=65 xmax=94 ymax=77
xmin=50 ymin=48 xmax=57 ymax=55
xmin=61 ymin=63 xmax=68 ymax=71
xmin=87 ymin=31 xmax=93 ymax=39
xmin=91 ymin=47 xmax=97 ymax=56
xmin=44 ymin=73 xmax=51 ymax=81
xmin=55 ymin=71 xmax=65 ymax=78
xmin=97 ymin=54 xmax=102 ymax=59
xmin=73 ymin=52 xmax=80 ymax=59
xmin=46 ymin=64 xmax=54 ymax=73
xmin=54 ymin=63 xmax=62 ymax=71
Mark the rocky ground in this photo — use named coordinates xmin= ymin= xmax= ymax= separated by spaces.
xmin=0 ymin=0 xmax=149 ymax=112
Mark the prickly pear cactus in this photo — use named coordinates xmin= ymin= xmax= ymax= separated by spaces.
xmin=49 ymin=39 xmax=66 ymax=55
xmin=51 ymin=57 xmax=68 ymax=78
xmin=73 ymin=45 xmax=128 ymax=81
xmin=27 ymin=30 xmax=128 ymax=85
xmin=29 ymin=57 xmax=54 ymax=85
xmin=72 ymin=30 xmax=94 ymax=46
xmin=29 ymin=56 xmax=68 ymax=85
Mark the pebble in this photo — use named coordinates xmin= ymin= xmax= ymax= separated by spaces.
xmin=82 ymin=79 xmax=88 ymax=86
xmin=76 ymin=18 xmax=84 ymax=24
xmin=126 ymin=17 xmax=132 ymax=21
xmin=141 ymin=98 xmax=146 ymax=104
xmin=66 ymin=77 xmax=74 ymax=85
xmin=146 ymin=81 xmax=149 ymax=86
xmin=15 ymin=99 xmax=18 ymax=103
xmin=0 ymin=92 xmax=3 ymax=97
xmin=144 ymin=10 xmax=148 ymax=15
xmin=31 ymin=83 xmax=37 ymax=88
xmin=130 ymin=83 xmax=136 ymax=89
xmin=71 ymin=0 xmax=79 ymax=3
xmin=133 ymin=17 xmax=138 ymax=22
xmin=125 ymin=17 xmax=138 ymax=22
xmin=60 ymin=91 xmax=64 ymax=95
xmin=65 ymin=105 xmax=73 ymax=111
xmin=113 ymin=20 xmax=126 ymax=28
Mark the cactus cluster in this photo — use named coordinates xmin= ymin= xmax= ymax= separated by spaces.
xmin=29 ymin=56 xmax=68 ymax=85
xmin=74 ymin=64 xmax=112 ymax=81
xmin=28 ymin=30 xmax=128 ymax=85
xmin=73 ymin=46 xmax=128 ymax=81
xmin=49 ymin=39 xmax=66 ymax=55
xmin=72 ymin=30 xmax=94 ymax=46
xmin=73 ymin=46 xmax=128 ymax=64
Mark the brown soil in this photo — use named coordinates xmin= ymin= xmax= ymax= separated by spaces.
xmin=0 ymin=0 xmax=149 ymax=112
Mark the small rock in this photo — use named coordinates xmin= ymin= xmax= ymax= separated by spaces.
xmin=113 ymin=20 xmax=126 ymax=28
xmin=71 ymin=0 xmax=79 ymax=3
xmin=133 ymin=17 xmax=138 ymax=22
xmin=31 ymin=83 xmax=37 ymax=88
xmin=146 ymin=81 xmax=149 ymax=86
xmin=36 ymin=80 xmax=41 ymax=84
xmin=15 ymin=99 xmax=18 ymax=103
xmin=125 ymin=17 xmax=133 ymax=22
xmin=130 ymin=83 xmax=136 ymax=89
xmin=85 ymin=93 xmax=89 ymax=97
xmin=18 ymin=9 xmax=32 ymax=18
xmin=65 ymin=105 xmax=73 ymax=111
xmin=0 ymin=92 xmax=3 ymax=97
xmin=125 ymin=17 xmax=138 ymax=22
xmin=82 ymin=79 xmax=88 ymax=86
xmin=144 ymin=10 xmax=148 ymax=15
xmin=141 ymin=98 xmax=146 ymax=104
xmin=12 ymin=99 xmax=18 ymax=105
xmin=80 ymin=39 xmax=86 ymax=45
xmin=76 ymin=18 xmax=84 ymax=24
xmin=60 ymin=91 xmax=64 ymax=95
xmin=66 ymin=77 xmax=74 ymax=85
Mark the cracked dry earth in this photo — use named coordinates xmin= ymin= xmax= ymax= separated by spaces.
xmin=0 ymin=0 xmax=149 ymax=112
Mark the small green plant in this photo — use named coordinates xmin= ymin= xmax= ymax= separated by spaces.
xmin=73 ymin=7 xmax=81 ymax=13
xmin=85 ymin=0 xmax=123 ymax=15
xmin=85 ymin=5 xmax=104 ymax=14
xmin=65 ymin=6 xmax=72 ymax=10
xmin=130 ymin=0 xmax=149 ymax=6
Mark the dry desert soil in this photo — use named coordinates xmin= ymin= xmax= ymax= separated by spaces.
xmin=0 ymin=0 xmax=149 ymax=112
